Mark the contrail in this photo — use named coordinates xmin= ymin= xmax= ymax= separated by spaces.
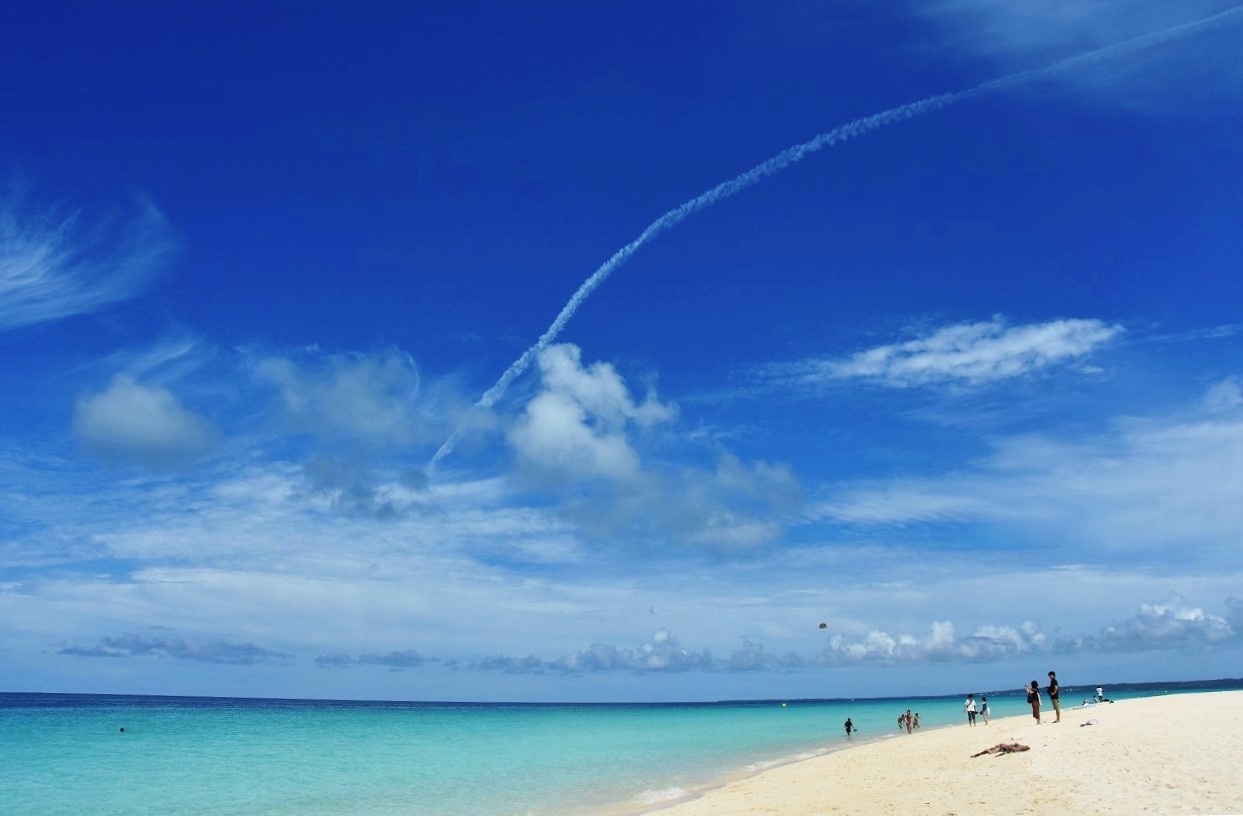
xmin=430 ymin=5 xmax=1242 ymax=468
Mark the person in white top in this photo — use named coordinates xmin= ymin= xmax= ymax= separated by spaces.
xmin=965 ymin=693 xmax=978 ymax=726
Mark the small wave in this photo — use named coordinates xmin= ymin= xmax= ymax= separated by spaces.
xmin=635 ymin=787 xmax=686 ymax=805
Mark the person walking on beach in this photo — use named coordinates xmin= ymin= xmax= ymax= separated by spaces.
xmin=1026 ymin=680 xmax=1042 ymax=724
xmin=844 ymin=718 xmax=854 ymax=736
xmin=980 ymin=696 xmax=990 ymax=725
xmin=965 ymin=693 xmax=977 ymax=726
xmin=1048 ymin=671 xmax=1061 ymax=723
xmin=905 ymin=709 xmax=913 ymax=734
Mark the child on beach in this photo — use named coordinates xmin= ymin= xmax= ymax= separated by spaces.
xmin=980 ymin=696 xmax=990 ymax=724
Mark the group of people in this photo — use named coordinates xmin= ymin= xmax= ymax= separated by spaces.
xmin=1023 ymin=670 xmax=1062 ymax=724
xmin=963 ymin=693 xmax=991 ymax=725
xmin=847 ymin=670 xmax=1072 ymax=738
xmin=963 ymin=670 xmax=1063 ymax=726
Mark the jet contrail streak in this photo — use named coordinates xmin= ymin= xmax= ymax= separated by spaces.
xmin=430 ymin=5 xmax=1242 ymax=468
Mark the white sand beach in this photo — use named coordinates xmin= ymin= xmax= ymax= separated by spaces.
xmin=641 ymin=690 xmax=1243 ymax=815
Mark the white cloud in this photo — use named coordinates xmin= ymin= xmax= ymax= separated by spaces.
xmin=0 ymin=191 xmax=174 ymax=330
xmin=819 ymin=620 xmax=1038 ymax=665
xmin=1204 ymin=377 xmax=1243 ymax=413
xmin=254 ymin=348 xmax=432 ymax=446
xmin=505 ymin=345 xmax=799 ymax=549
xmin=810 ymin=402 xmax=1243 ymax=556
xmin=783 ymin=317 xmax=1122 ymax=388
xmin=73 ymin=375 xmax=214 ymax=469
xmin=916 ymin=0 xmax=1237 ymax=55
xmin=467 ymin=591 xmax=1242 ymax=673
xmin=1093 ymin=593 xmax=1236 ymax=651
xmin=508 ymin=344 xmax=675 ymax=482
xmin=475 ymin=629 xmax=720 ymax=674
xmin=904 ymin=0 xmax=1243 ymax=124
xmin=60 ymin=631 xmax=290 ymax=664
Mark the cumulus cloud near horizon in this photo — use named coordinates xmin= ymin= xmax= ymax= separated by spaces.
xmin=315 ymin=649 xmax=426 ymax=670
xmin=59 ymin=631 xmax=290 ymax=664
xmin=1 ymin=191 xmax=175 ymax=331
xmin=73 ymin=375 xmax=215 ymax=469
xmin=460 ymin=595 xmax=1240 ymax=675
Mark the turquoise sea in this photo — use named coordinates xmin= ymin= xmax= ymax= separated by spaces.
xmin=3 ymin=681 xmax=1238 ymax=816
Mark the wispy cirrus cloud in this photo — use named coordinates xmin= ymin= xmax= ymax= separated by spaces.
xmin=0 ymin=191 xmax=175 ymax=331
xmin=765 ymin=317 xmax=1122 ymax=389
xmin=913 ymin=0 xmax=1243 ymax=110
xmin=808 ymin=383 xmax=1243 ymax=556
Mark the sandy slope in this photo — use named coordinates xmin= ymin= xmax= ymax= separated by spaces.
xmin=641 ymin=690 xmax=1243 ymax=815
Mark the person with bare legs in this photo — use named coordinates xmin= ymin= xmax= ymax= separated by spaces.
xmin=1048 ymin=671 xmax=1061 ymax=723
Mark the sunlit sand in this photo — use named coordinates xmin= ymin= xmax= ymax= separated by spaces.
xmin=640 ymin=690 xmax=1243 ymax=815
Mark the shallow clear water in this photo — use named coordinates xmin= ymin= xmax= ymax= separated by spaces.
xmin=0 ymin=685 xmax=1215 ymax=815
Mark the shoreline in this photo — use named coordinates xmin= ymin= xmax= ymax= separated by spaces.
xmin=622 ymin=689 xmax=1243 ymax=815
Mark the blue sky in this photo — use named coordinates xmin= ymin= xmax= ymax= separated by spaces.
xmin=3 ymin=0 xmax=1242 ymax=702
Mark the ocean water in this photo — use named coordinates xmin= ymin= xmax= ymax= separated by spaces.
xmin=1 ymin=683 xmax=1232 ymax=816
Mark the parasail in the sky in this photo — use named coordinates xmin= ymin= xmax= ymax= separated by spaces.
xmin=818 ymin=622 xmax=828 ymax=629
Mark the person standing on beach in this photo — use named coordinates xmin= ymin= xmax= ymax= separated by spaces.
xmin=905 ymin=709 xmax=913 ymax=734
xmin=1048 ymin=671 xmax=1061 ymax=723
xmin=844 ymin=718 xmax=854 ymax=736
xmin=1026 ymin=680 xmax=1042 ymax=724
xmin=965 ymin=693 xmax=977 ymax=726
xmin=980 ymin=696 xmax=990 ymax=725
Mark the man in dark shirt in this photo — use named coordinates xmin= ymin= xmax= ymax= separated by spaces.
xmin=1048 ymin=670 xmax=1061 ymax=723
